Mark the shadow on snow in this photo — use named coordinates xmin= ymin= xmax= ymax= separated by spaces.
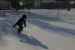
xmin=18 ymin=34 xmax=48 ymax=49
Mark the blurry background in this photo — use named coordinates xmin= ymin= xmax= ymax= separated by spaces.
xmin=0 ymin=0 xmax=74 ymax=10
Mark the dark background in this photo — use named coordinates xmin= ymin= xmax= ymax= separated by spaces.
xmin=0 ymin=0 xmax=74 ymax=10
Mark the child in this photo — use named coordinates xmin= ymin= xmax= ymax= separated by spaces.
xmin=13 ymin=14 xmax=27 ymax=34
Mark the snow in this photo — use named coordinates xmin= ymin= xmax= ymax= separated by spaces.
xmin=0 ymin=9 xmax=75 ymax=50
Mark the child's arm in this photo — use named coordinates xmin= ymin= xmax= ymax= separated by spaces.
xmin=23 ymin=19 xmax=26 ymax=27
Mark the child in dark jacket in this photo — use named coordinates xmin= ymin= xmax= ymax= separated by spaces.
xmin=13 ymin=14 xmax=27 ymax=34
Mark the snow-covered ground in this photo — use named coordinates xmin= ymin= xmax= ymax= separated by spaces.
xmin=0 ymin=9 xmax=75 ymax=50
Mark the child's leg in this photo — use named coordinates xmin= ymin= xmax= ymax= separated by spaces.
xmin=24 ymin=21 xmax=26 ymax=27
xmin=17 ymin=25 xmax=23 ymax=34
xmin=24 ymin=24 xmax=26 ymax=27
